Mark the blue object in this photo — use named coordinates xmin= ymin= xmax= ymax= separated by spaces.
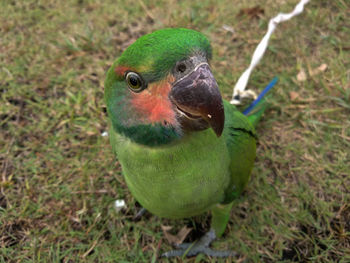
xmin=242 ymin=77 xmax=278 ymax=115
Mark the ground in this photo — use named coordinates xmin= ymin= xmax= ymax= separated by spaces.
xmin=0 ymin=0 xmax=349 ymax=262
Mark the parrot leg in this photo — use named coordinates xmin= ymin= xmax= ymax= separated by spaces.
xmin=133 ymin=207 xmax=147 ymax=221
xmin=162 ymin=203 xmax=236 ymax=258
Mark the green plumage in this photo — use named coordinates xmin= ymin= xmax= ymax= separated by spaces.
xmin=108 ymin=101 xmax=256 ymax=224
xmin=105 ymin=28 xmax=263 ymax=257
xmin=117 ymin=28 xmax=212 ymax=82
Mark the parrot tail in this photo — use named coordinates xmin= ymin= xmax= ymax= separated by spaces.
xmin=243 ymin=77 xmax=278 ymax=127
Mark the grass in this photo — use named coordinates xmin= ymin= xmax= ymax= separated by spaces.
xmin=1 ymin=0 xmax=349 ymax=262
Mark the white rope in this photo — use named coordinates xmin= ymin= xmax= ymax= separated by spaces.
xmin=230 ymin=0 xmax=311 ymax=105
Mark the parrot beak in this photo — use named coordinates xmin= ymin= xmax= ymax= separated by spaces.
xmin=170 ymin=63 xmax=225 ymax=137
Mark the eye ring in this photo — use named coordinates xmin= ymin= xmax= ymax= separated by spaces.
xmin=125 ymin=72 xmax=146 ymax=92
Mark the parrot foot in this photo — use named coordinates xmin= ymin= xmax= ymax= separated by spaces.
xmin=133 ymin=207 xmax=147 ymax=221
xmin=162 ymin=229 xmax=236 ymax=258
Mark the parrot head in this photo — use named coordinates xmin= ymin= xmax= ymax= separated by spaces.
xmin=105 ymin=28 xmax=224 ymax=146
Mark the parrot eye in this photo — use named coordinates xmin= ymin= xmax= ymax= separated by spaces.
xmin=125 ymin=72 xmax=146 ymax=92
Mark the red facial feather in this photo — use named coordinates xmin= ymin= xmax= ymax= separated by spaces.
xmin=115 ymin=66 xmax=131 ymax=77
xmin=131 ymin=76 xmax=176 ymax=125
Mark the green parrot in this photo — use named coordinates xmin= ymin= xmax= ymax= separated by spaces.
xmin=105 ymin=28 xmax=267 ymax=257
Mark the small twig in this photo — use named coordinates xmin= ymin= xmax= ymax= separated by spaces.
xmin=156 ymin=239 xmax=162 ymax=259
xmin=1 ymin=137 xmax=15 ymax=195
xmin=138 ymin=0 xmax=155 ymax=21
xmin=82 ymin=240 xmax=98 ymax=258
xmin=72 ymin=190 xmax=108 ymax=194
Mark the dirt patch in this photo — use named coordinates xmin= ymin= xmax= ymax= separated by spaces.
xmin=0 ymin=219 xmax=31 ymax=248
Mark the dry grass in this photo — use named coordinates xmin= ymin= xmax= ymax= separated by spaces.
xmin=1 ymin=0 xmax=349 ymax=262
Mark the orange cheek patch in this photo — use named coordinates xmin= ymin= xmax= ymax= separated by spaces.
xmin=131 ymin=76 xmax=176 ymax=125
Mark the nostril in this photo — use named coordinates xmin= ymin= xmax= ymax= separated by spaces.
xmin=177 ymin=63 xmax=187 ymax=73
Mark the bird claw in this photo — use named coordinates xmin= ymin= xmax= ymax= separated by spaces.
xmin=162 ymin=229 xmax=236 ymax=258
xmin=133 ymin=207 xmax=147 ymax=221
xmin=162 ymin=246 xmax=236 ymax=258
xmin=174 ymin=242 xmax=191 ymax=250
